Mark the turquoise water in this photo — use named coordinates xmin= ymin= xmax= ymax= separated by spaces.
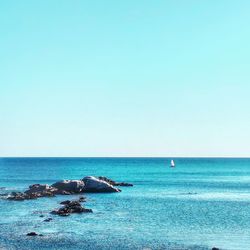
xmin=0 ymin=158 xmax=250 ymax=250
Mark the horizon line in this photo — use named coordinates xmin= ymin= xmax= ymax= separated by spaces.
xmin=1 ymin=156 xmax=250 ymax=159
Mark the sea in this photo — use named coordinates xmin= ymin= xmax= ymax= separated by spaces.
xmin=0 ymin=157 xmax=250 ymax=250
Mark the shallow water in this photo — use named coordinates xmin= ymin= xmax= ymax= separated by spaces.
xmin=0 ymin=158 xmax=250 ymax=250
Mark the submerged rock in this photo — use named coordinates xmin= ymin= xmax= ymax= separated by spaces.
xmin=98 ymin=176 xmax=133 ymax=187
xmin=51 ymin=180 xmax=85 ymax=194
xmin=82 ymin=176 xmax=120 ymax=193
xmin=212 ymin=248 xmax=219 ymax=250
xmin=52 ymin=200 xmax=92 ymax=216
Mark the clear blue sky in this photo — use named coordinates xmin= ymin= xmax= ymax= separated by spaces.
xmin=0 ymin=0 xmax=250 ymax=157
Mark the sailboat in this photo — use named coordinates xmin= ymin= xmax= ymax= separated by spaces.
xmin=170 ymin=160 xmax=175 ymax=168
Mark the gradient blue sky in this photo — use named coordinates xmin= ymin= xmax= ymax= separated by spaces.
xmin=1 ymin=0 xmax=250 ymax=157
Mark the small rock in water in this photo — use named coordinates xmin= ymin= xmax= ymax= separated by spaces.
xmin=26 ymin=232 xmax=38 ymax=236
xmin=44 ymin=218 xmax=53 ymax=222
xmin=78 ymin=196 xmax=86 ymax=202
xmin=212 ymin=248 xmax=219 ymax=250
xmin=39 ymin=215 xmax=45 ymax=218
xmin=60 ymin=200 xmax=71 ymax=205
xmin=52 ymin=200 xmax=93 ymax=216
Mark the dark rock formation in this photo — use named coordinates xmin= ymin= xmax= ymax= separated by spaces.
xmin=60 ymin=196 xmax=86 ymax=205
xmin=212 ymin=248 xmax=219 ymax=250
xmin=44 ymin=218 xmax=53 ymax=222
xmin=26 ymin=232 xmax=38 ymax=236
xmin=52 ymin=200 xmax=92 ymax=216
xmin=51 ymin=180 xmax=85 ymax=194
xmin=7 ymin=186 xmax=56 ymax=200
xmin=82 ymin=176 xmax=120 ymax=193
xmin=25 ymin=184 xmax=56 ymax=198
xmin=60 ymin=200 xmax=71 ymax=205
xmin=7 ymin=192 xmax=36 ymax=201
xmin=98 ymin=176 xmax=133 ymax=187
xmin=78 ymin=196 xmax=86 ymax=202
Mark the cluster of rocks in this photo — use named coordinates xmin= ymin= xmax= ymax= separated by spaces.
xmin=8 ymin=185 xmax=57 ymax=201
xmin=8 ymin=177 xmax=133 ymax=237
xmin=7 ymin=176 xmax=132 ymax=201
xmin=51 ymin=200 xmax=92 ymax=216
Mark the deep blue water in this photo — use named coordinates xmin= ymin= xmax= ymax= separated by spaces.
xmin=0 ymin=158 xmax=250 ymax=250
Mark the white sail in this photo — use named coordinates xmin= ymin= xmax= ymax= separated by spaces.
xmin=170 ymin=160 xmax=175 ymax=167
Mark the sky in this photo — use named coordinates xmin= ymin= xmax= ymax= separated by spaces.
xmin=0 ymin=0 xmax=250 ymax=157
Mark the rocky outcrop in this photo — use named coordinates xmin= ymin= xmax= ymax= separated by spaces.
xmin=25 ymin=184 xmax=57 ymax=197
xmin=82 ymin=176 xmax=120 ymax=193
xmin=7 ymin=192 xmax=27 ymax=201
xmin=51 ymin=180 xmax=85 ymax=194
xmin=7 ymin=192 xmax=43 ymax=201
xmin=8 ymin=184 xmax=57 ymax=200
xmin=52 ymin=200 xmax=92 ymax=216
xmin=98 ymin=176 xmax=133 ymax=187
xmin=7 ymin=176 xmax=131 ymax=201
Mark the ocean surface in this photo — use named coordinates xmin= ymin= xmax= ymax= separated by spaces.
xmin=0 ymin=158 xmax=250 ymax=250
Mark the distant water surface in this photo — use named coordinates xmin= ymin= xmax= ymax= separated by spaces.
xmin=0 ymin=158 xmax=250 ymax=250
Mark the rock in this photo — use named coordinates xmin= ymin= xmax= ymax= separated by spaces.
xmin=82 ymin=176 xmax=120 ymax=193
xmin=44 ymin=218 xmax=53 ymax=222
xmin=25 ymin=184 xmax=56 ymax=194
xmin=212 ymin=248 xmax=219 ymax=250
xmin=59 ymin=190 xmax=71 ymax=195
xmin=8 ymin=186 xmax=56 ymax=200
xmin=59 ymin=213 xmax=70 ymax=216
xmin=39 ymin=215 xmax=45 ymax=218
xmin=7 ymin=192 xmax=32 ymax=201
xmin=60 ymin=200 xmax=71 ymax=205
xmin=78 ymin=196 xmax=86 ymax=202
xmin=7 ymin=184 xmax=58 ymax=201
xmin=98 ymin=176 xmax=133 ymax=187
xmin=52 ymin=200 xmax=93 ymax=216
xmin=24 ymin=184 xmax=57 ymax=198
xmin=51 ymin=180 xmax=85 ymax=194
xmin=27 ymin=232 xmax=38 ymax=236
xmin=60 ymin=196 xmax=86 ymax=205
